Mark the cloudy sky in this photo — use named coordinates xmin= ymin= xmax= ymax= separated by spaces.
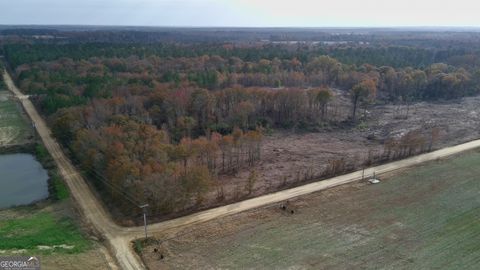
xmin=1 ymin=0 xmax=480 ymax=27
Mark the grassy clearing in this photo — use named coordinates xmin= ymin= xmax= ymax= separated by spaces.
xmin=149 ymin=150 xmax=480 ymax=269
xmin=0 ymin=87 xmax=32 ymax=146
xmin=0 ymin=207 xmax=90 ymax=254
xmin=0 ymin=203 xmax=111 ymax=269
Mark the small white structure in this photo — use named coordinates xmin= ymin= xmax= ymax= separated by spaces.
xmin=368 ymin=178 xmax=380 ymax=184
xmin=367 ymin=171 xmax=380 ymax=184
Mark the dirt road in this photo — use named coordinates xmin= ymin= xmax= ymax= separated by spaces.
xmin=4 ymin=69 xmax=480 ymax=269
xmin=3 ymin=70 xmax=143 ymax=270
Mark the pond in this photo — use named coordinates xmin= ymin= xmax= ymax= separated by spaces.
xmin=0 ymin=153 xmax=49 ymax=209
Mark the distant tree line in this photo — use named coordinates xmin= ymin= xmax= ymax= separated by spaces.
xmin=5 ymin=42 xmax=480 ymax=70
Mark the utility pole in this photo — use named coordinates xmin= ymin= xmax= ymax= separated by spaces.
xmin=140 ymin=204 xmax=149 ymax=239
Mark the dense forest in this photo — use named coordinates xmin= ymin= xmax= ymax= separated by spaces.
xmin=2 ymin=28 xmax=480 ymax=219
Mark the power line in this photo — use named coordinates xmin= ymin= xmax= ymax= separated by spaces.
xmin=79 ymin=162 xmax=143 ymax=208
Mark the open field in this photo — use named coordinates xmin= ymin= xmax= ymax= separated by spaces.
xmin=0 ymin=201 xmax=112 ymax=269
xmin=143 ymin=150 xmax=480 ymax=269
xmin=0 ymin=87 xmax=33 ymax=146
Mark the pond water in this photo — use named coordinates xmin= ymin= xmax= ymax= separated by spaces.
xmin=0 ymin=153 xmax=49 ymax=209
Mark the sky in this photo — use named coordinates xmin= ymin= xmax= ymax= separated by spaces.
xmin=1 ymin=0 xmax=480 ymax=27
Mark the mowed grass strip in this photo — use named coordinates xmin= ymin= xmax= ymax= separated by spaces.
xmin=0 ymin=89 xmax=32 ymax=145
xmin=0 ymin=211 xmax=90 ymax=254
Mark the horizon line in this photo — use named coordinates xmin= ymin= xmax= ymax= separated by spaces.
xmin=1 ymin=24 xmax=480 ymax=30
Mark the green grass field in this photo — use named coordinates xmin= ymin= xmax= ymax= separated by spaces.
xmin=152 ymin=150 xmax=480 ymax=269
xmin=0 ymin=203 xmax=111 ymax=269
xmin=0 ymin=205 xmax=90 ymax=254
xmin=0 ymin=87 xmax=32 ymax=146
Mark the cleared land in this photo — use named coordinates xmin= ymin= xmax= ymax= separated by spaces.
xmin=214 ymin=94 xmax=480 ymax=205
xmin=0 ymin=87 xmax=33 ymax=146
xmin=143 ymin=150 xmax=480 ymax=269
